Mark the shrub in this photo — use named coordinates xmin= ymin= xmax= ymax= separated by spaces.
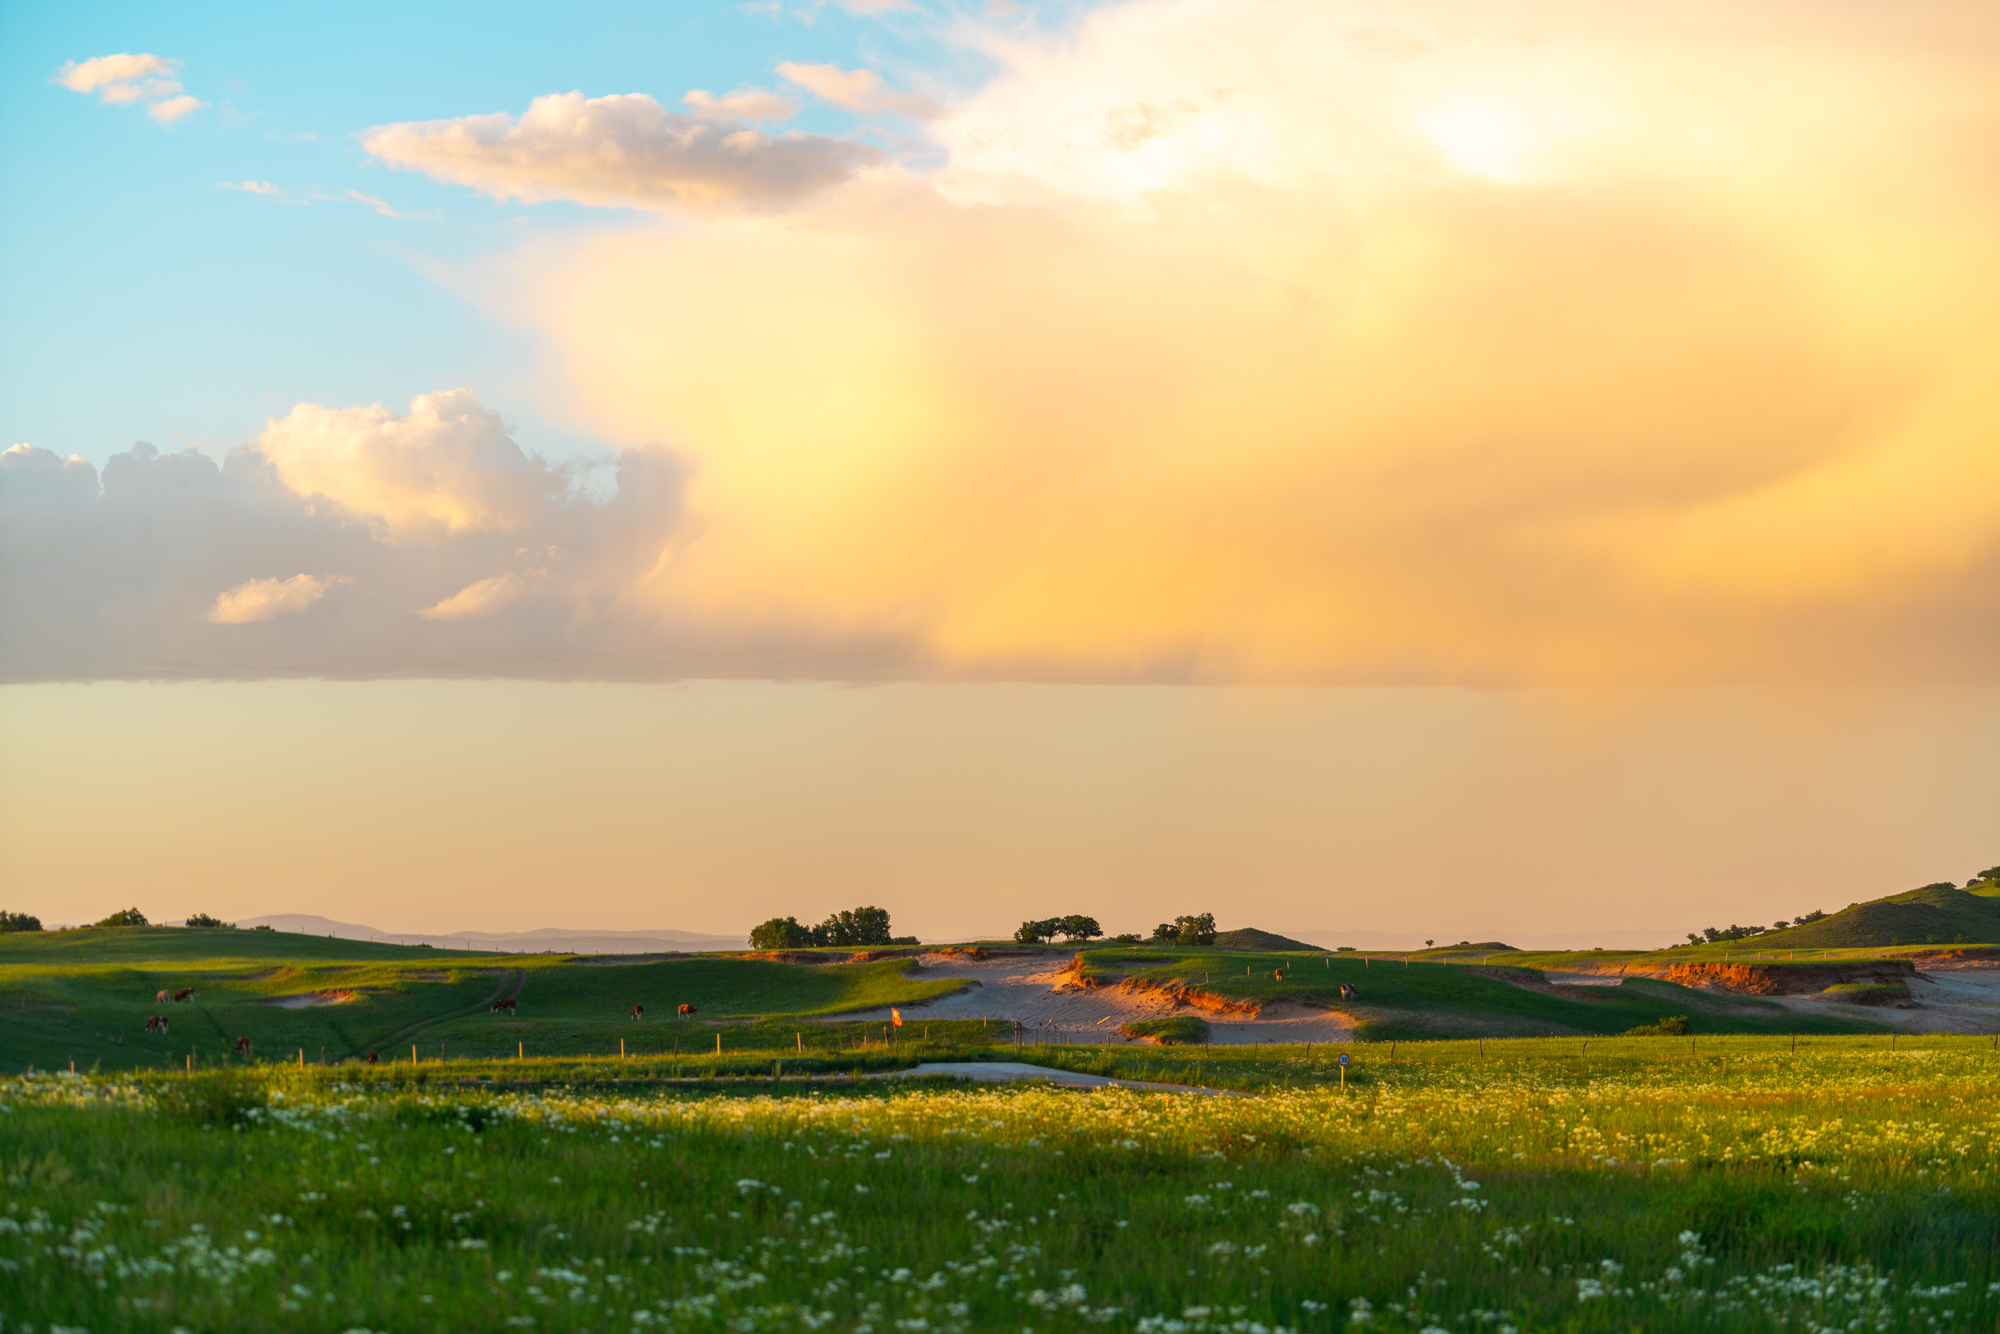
xmin=1624 ymin=1015 xmax=1692 ymax=1036
xmin=1109 ymin=933 xmax=1142 ymax=945
xmin=1335 ymin=945 xmax=1357 ymax=953
xmin=95 ymin=907 xmax=148 ymax=927
xmin=0 ymin=910 xmax=42 ymax=933
xmin=1118 ymin=1015 xmax=1210 ymax=1045
xmin=750 ymin=916 xmax=814 ymax=950
xmin=251 ymin=924 xmax=274 ymax=932
xmin=183 ymin=913 xmax=234 ymax=929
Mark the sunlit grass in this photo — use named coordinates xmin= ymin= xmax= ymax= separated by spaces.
xmin=5 ymin=1036 xmax=1997 ymax=1333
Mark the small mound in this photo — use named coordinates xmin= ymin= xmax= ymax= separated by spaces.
xmin=1212 ymin=928 xmax=1318 ymax=952
xmin=1818 ymin=982 xmax=1912 ymax=1007
xmin=1623 ymin=1015 xmax=1692 ymax=1036
xmin=1118 ymin=1015 xmax=1211 ymax=1045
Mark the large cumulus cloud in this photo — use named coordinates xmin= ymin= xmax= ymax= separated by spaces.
xmin=0 ymin=393 xmax=916 ymax=680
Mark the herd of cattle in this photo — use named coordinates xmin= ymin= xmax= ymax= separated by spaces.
xmin=141 ymin=987 xmax=702 ymax=1060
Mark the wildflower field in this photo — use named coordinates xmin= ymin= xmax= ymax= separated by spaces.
xmin=5 ymin=1038 xmax=1997 ymax=1333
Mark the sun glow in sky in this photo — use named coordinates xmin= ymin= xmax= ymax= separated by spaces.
xmin=2 ymin=0 xmax=1997 ymax=938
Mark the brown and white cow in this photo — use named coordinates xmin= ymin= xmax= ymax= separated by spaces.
xmin=156 ymin=989 xmax=170 ymax=1004
xmin=677 ymin=1003 xmax=697 ymax=1018
xmin=234 ymin=1036 xmax=252 ymax=1055
xmin=365 ymin=1050 xmax=379 ymax=1064
xmin=144 ymin=1015 xmax=169 ymax=1035
xmin=630 ymin=1003 xmax=644 ymax=1021
xmin=1338 ymin=983 xmax=1359 ymax=1000
xmin=490 ymin=997 xmax=517 ymax=1015
xmin=173 ymin=987 xmax=196 ymax=1003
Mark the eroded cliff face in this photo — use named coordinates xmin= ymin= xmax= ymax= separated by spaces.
xmin=1657 ymin=960 xmax=1917 ymax=995
xmin=1060 ymin=959 xmax=1265 ymax=1017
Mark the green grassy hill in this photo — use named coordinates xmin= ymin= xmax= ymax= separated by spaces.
xmin=1211 ymin=927 xmax=1318 ymax=951
xmin=0 ymin=929 xmax=967 ymax=1073
xmin=1076 ymin=945 xmax=1888 ymax=1040
xmin=1757 ymin=883 xmax=2000 ymax=949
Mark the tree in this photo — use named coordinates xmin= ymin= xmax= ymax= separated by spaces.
xmin=1770 ymin=919 xmax=1790 ymax=931
xmin=0 ymin=910 xmax=42 ymax=933
xmin=1015 ymin=918 xmax=1062 ymax=945
xmin=95 ymin=907 xmax=148 ymax=927
xmin=1172 ymin=913 xmax=1217 ymax=946
xmin=811 ymin=906 xmax=894 ymax=947
xmin=750 ymin=916 xmax=813 ymax=950
xmin=1798 ymin=909 xmax=1827 ymax=923
xmin=184 ymin=913 xmax=233 ymax=929
xmin=1968 ymin=866 xmax=2000 ymax=887
xmin=1151 ymin=922 xmax=1179 ymax=942
xmin=1057 ymin=914 xmax=1103 ymax=943
xmin=1110 ymin=933 xmax=1142 ymax=945
xmin=1424 ymin=940 xmax=1434 ymax=948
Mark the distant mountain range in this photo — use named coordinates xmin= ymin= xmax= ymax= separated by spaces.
xmin=1292 ymin=927 xmax=1683 ymax=952
xmin=235 ymin=913 xmax=748 ymax=954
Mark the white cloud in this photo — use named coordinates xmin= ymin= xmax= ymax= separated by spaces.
xmin=56 ymin=52 xmax=202 ymax=123
xmin=148 ymin=94 xmax=206 ymax=124
xmin=777 ymin=62 xmax=941 ymax=119
xmin=361 ymin=91 xmax=880 ymax=213
xmin=218 ymin=180 xmax=283 ymax=196
xmin=418 ymin=572 xmax=533 ymax=620
xmin=56 ymin=52 xmax=175 ymax=95
xmin=206 ymin=574 xmax=350 ymax=624
xmin=343 ymin=189 xmax=421 ymax=219
xmin=684 ymin=87 xmax=800 ymax=121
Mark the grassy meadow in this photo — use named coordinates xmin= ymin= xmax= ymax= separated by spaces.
xmin=5 ymin=1037 xmax=1999 ymax=1333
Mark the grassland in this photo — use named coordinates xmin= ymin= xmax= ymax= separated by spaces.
xmin=0 ymin=927 xmax=970 ymax=1074
xmin=1074 ymin=946 xmax=1891 ymax=1040
xmin=6 ymin=1036 xmax=1998 ymax=1333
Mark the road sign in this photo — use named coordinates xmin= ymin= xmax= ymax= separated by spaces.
xmin=1337 ymin=1052 xmax=1350 ymax=1067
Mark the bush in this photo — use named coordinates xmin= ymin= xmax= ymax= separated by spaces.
xmin=1109 ymin=933 xmax=1142 ymax=945
xmin=183 ymin=913 xmax=234 ymax=929
xmin=251 ymin=924 xmax=274 ymax=932
xmin=1624 ymin=1015 xmax=1692 ymax=1036
xmin=1118 ymin=1015 xmax=1211 ymax=1045
xmin=0 ymin=910 xmax=42 ymax=933
xmin=750 ymin=916 xmax=814 ymax=950
xmin=95 ymin=907 xmax=148 ymax=927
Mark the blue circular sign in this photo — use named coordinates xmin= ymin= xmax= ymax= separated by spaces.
xmin=1337 ymin=1052 xmax=1351 ymax=1067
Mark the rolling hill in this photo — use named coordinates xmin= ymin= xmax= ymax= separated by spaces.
xmin=1759 ymin=882 xmax=2000 ymax=949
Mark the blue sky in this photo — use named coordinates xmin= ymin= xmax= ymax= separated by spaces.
xmin=0 ymin=0 xmax=1016 ymax=468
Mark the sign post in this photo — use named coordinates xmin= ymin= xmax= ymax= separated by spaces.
xmin=1337 ymin=1051 xmax=1350 ymax=1090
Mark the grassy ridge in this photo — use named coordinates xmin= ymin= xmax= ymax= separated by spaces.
xmin=0 ymin=939 xmax=968 ymax=1073
xmin=1078 ymin=946 xmax=1891 ymax=1038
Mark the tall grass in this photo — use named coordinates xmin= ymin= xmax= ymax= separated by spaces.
xmin=3 ymin=1036 xmax=1996 ymax=1332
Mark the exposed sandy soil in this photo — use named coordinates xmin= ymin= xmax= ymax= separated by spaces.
xmin=1553 ymin=958 xmax=2000 ymax=1033
xmin=268 ymin=990 xmax=357 ymax=1009
xmin=826 ymin=952 xmax=1357 ymax=1046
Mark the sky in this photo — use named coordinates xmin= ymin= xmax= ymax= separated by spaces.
xmin=2 ymin=0 xmax=1997 ymax=940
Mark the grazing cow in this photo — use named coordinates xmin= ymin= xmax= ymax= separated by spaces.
xmin=1338 ymin=983 xmax=1359 ymax=1000
xmin=156 ymin=989 xmax=170 ymax=1004
xmin=490 ymin=997 xmax=517 ymax=1015
xmin=234 ymin=1036 xmax=252 ymax=1055
xmin=365 ymin=1050 xmax=379 ymax=1064
xmin=1274 ymin=969 xmax=1285 ymax=982
xmin=144 ymin=1015 xmax=169 ymax=1035
xmin=677 ymin=1003 xmax=697 ymax=1018
xmin=173 ymin=987 xmax=196 ymax=1003
xmin=630 ymin=1003 xmax=644 ymax=1021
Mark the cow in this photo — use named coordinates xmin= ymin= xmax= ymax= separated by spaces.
xmin=630 ymin=1003 xmax=645 ymax=1021
xmin=490 ymin=997 xmax=517 ymax=1015
xmin=156 ymin=989 xmax=170 ymax=1004
xmin=1338 ymin=983 xmax=1359 ymax=1000
xmin=173 ymin=987 xmax=196 ymax=1003
xmin=144 ymin=1015 xmax=169 ymax=1035
xmin=234 ymin=1036 xmax=252 ymax=1056
xmin=1274 ymin=969 xmax=1285 ymax=982
xmin=677 ymin=1003 xmax=697 ymax=1018
xmin=365 ymin=1050 xmax=379 ymax=1064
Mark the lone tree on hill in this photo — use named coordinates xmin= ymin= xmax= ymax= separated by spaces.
xmin=95 ymin=907 xmax=148 ymax=927
xmin=750 ymin=916 xmax=814 ymax=950
xmin=0 ymin=910 xmax=42 ymax=933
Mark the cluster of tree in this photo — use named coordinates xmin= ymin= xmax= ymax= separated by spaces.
xmin=96 ymin=907 xmax=148 ymax=927
xmin=184 ymin=913 xmax=235 ymax=929
xmin=1967 ymin=866 xmax=2000 ymax=888
xmin=749 ymin=906 xmax=914 ymax=950
xmin=1151 ymin=913 xmax=1217 ymax=947
xmin=1014 ymin=915 xmax=1102 ymax=944
xmin=1684 ymin=907 xmax=1828 ymax=946
xmin=0 ymin=910 xmax=43 ymax=933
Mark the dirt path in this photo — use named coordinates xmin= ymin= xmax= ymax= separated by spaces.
xmin=827 ymin=952 xmax=1357 ymax=1046
xmin=1751 ymin=962 xmax=2000 ymax=1034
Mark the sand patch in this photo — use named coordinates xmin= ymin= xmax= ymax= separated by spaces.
xmin=828 ymin=952 xmax=1358 ymax=1046
xmin=269 ymin=990 xmax=358 ymax=1009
